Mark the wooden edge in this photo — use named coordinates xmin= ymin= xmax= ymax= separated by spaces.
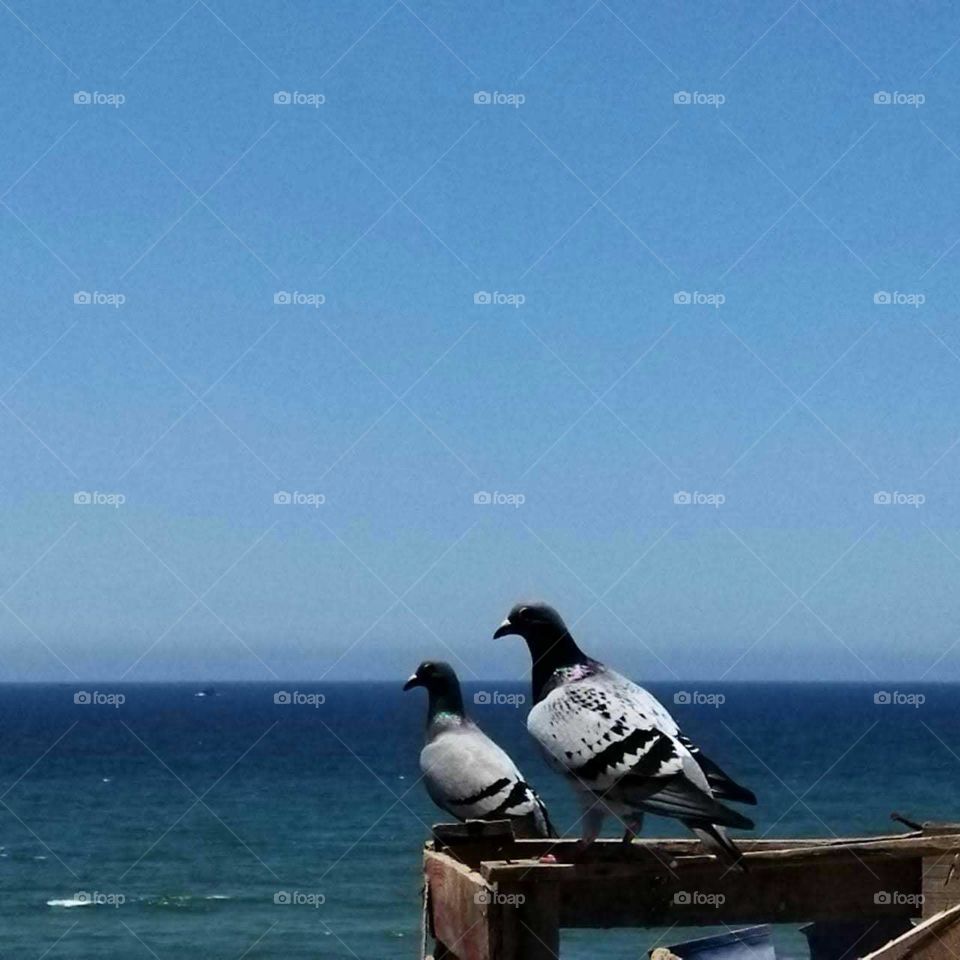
xmin=475 ymin=833 xmax=960 ymax=882
xmin=861 ymin=904 xmax=960 ymax=959
xmin=433 ymin=820 xmax=516 ymax=841
xmin=428 ymin=826 xmax=925 ymax=854
xmin=425 ymin=849 xmax=497 ymax=960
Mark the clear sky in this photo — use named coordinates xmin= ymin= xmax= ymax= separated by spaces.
xmin=1 ymin=0 xmax=959 ymax=682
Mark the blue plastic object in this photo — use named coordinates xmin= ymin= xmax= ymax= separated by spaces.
xmin=663 ymin=924 xmax=776 ymax=959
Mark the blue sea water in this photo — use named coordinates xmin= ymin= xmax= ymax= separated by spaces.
xmin=1 ymin=682 xmax=957 ymax=958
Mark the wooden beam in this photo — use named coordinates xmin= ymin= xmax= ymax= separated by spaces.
xmin=488 ymin=832 xmax=959 ymax=865
xmin=498 ymin=881 xmax=560 ymax=960
xmin=480 ymin=843 xmax=925 ymax=928
xmin=425 ymin=851 xmax=499 ymax=960
xmin=561 ymin=856 xmax=921 ymax=928
xmin=861 ymin=903 xmax=960 ymax=959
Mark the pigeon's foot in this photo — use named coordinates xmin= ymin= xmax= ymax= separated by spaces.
xmin=621 ymin=814 xmax=644 ymax=846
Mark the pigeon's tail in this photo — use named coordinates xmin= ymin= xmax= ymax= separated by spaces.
xmin=538 ymin=797 xmax=559 ymax=839
xmin=684 ymin=822 xmax=748 ymax=873
xmin=695 ymin=751 xmax=757 ymax=806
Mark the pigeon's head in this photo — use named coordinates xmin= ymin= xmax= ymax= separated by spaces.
xmin=403 ymin=660 xmax=459 ymax=694
xmin=493 ymin=602 xmax=569 ymax=644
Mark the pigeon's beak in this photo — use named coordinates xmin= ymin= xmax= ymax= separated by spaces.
xmin=493 ymin=618 xmax=515 ymax=639
xmin=402 ymin=674 xmax=421 ymax=691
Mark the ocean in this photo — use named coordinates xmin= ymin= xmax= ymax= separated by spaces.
xmin=2 ymin=682 xmax=956 ymax=958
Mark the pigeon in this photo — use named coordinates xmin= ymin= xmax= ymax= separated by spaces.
xmin=403 ymin=661 xmax=556 ymax=839
xmin=493 ymin=603 xmax=756 ymax=867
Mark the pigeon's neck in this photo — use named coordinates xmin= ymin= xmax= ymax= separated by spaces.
xmin=426 ymin=684 xmax=465 ymax=726
xmin=527 ymin=631 xmax=589 ymax=702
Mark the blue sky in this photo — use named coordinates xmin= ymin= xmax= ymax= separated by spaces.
xmin=1 ymin=0 xmax=960 ymax=681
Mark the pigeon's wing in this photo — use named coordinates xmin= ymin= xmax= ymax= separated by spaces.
xmin=677 ymin=734 xmax=757 ymax=806
xmin=528 ymin=674 xmax=683 ymax=790
xmin=420 ymin=725 xmax=551 ymax=832
xmin=528 ymin=670 xmax=752 ymax=830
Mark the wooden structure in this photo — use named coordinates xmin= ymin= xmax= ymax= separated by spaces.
xmin=420 ymin=817 xmax=960 ymax=959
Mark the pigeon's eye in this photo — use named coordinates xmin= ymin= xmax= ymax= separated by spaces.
xmin=517 ymin=606 xmax=530 ymax=622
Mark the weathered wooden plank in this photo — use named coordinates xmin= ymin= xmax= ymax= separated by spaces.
xmin=425 ymin=850 xmax=499 ymax=960
xmin=480 ymin=833 xmax=960 ymax=884
xmin=423 ymin=824 xmax=960 ymax=953
xmin=497 ymin=881 xmax=560 ymax=960
xmin=921 ymin=850 xmax=960 ymax=919
xmin=556 ymin=854 xmax=922 ymax=928
xmin=861 ymin=903 xmax=960 ymax=959
xmin=500 ymin=832 xmax=928 ymax=857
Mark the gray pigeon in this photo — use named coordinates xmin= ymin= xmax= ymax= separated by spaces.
xmin=493 ymin=603 xmax=756 ymax=867
xmin=403 ymin=661 xmax=556 ymax=839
